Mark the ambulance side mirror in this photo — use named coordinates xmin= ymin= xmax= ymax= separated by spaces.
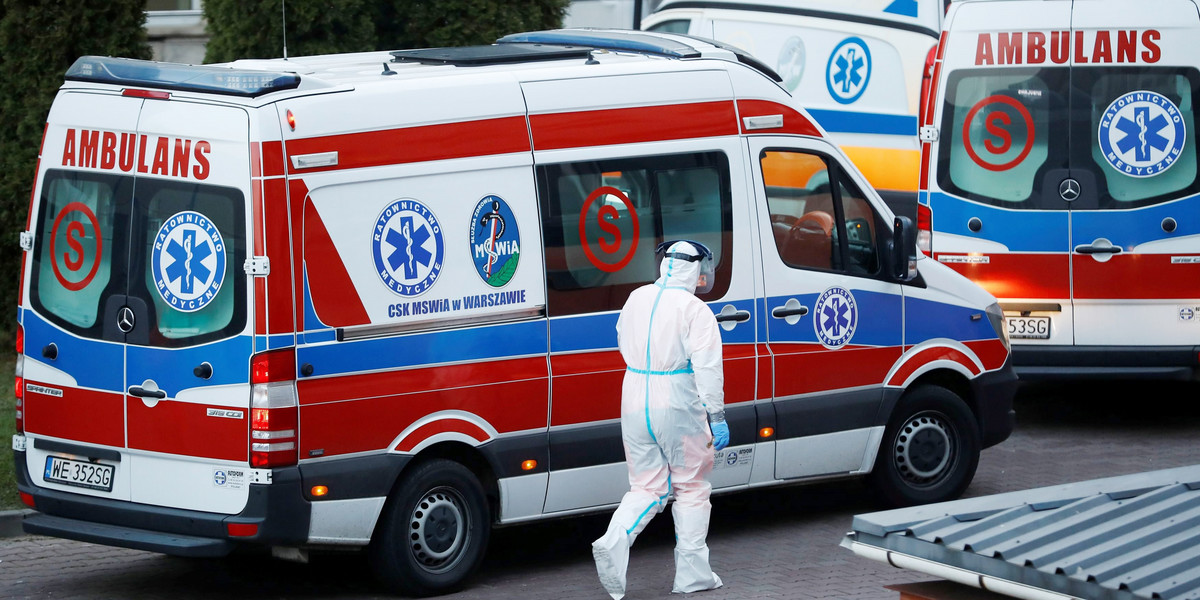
xmin=890 ymin=216 xmax=918 ymax=281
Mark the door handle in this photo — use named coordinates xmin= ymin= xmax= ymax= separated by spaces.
xmin=1074 ymin=244 xmax=1122 ymax=255
xmin=771 ymin=306 xmax=809 ymax=318
xmin=715 ymin=310 xmax=751 ymax=323
xmin=128 ymin=386 xmax=166 ymax=399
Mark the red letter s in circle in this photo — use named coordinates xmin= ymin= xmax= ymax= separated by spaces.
xmin=64 ymin=221 xmax=86 ymax=271
xmin=597 ymin=205 xmax=622 ymax=253
xmin=984 ymin=111 xmax=1013 ymax=154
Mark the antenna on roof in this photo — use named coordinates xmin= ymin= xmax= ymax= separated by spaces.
xmin=281 ymin=0 xmax=289 ymax=59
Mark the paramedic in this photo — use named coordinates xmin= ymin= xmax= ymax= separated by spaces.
xmin=592 ymin=240 xmax=730 ymax=599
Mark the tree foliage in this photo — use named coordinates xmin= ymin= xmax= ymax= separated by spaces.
xmin=204 ymin=0 xmax=377 ymax=63
xmin=0 ymin=0 xmax=151 ymax=344
xmin=206 ymin=0 xmax=570 ymax=63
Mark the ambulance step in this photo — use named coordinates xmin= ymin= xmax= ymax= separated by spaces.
xmin=23 ymin=514 xmax=234 ymax=557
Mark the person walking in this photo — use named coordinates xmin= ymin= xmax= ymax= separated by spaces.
xmin=592 ymin=240 xmax=730 ymax=599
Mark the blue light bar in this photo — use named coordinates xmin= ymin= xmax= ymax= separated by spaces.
xmin=65 ymin=56 xmax=301 ymax=98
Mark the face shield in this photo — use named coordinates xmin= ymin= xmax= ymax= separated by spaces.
xmin=655 ymin=240 xmax=716 ymax=294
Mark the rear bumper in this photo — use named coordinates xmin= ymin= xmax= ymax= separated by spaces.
xmin=1012 ymin=345 xmax=1200 ymax=381
xmin=971 ymin=359 xmax=1018 ymax=449
xmin=14 ymin=451 xmax=311 ymax=557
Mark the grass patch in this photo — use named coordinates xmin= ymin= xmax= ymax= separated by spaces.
xmin=0 ymin=353 xmax=18 ymax=510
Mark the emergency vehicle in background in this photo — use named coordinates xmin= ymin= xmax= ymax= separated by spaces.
xmin=643 ymin=0 xmax=949 ymax=218
xmin=920 ymin=0 xmax=1200 ymax=379
xmin=12 ymin=29 xmax=1015 ymax=596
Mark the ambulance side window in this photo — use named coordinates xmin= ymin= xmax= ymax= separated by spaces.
xmin=939 ymin=68 xmax=1067 ymax=208
xmin=538 ymin=152 xmax=733 ymax=317
xmin=760 ymin=149 xmax=880 ymax=276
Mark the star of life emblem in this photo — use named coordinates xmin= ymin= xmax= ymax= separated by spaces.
xmin=372 ymin=198 xmax=444 ymax=297
xmin=814 ymin=286 xmax=858 ymax=349
xmin=1098 ymin=90 xmax=1186 ymax=178
xmin=151 ymin=210 xmax=227 ymax=313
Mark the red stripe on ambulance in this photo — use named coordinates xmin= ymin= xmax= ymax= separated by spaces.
xmin=60 ymin=128 xmax=212 ymax=180
xmin=127 ymin=399 xmax=247 ymax=461
xmin=773 ymin=345 xmax=904 ymax=397
xmin=935 ymin=252 xmax=1071 ymax=300
xmin=888 ymin=346 xmax=980 ymax=387
xmin=530 ymin=101 xmax=739 ymax=150
xmin=302 ymin=199 xmax=370 ymax=327
xmin=22 ymin=383 xmax=124 ymax=448
xmin=285 ymin=116 xmax=530 ymax=172
xmin=1074 ymin=254 xmax=1200 ymax=300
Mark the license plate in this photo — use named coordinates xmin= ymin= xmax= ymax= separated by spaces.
xmin=44 ymin=456 xmax=114 ymax=492
xmin=1007 ymin=316 xmax=1051 ymax=339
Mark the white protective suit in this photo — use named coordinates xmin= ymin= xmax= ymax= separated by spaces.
xmin=592 ymin=241 xmax=725 ymax=599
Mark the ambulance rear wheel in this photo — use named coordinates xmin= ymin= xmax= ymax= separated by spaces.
xmin=870 ymin=385 xmax=980 ymax=507
xmin=369 ymin=459 xmax=490 ymax=597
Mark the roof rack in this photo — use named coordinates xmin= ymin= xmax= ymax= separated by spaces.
xmin=498 ymin=29 xmax=782 ymax=83
xmin=65 ymin=56 xmax=301 ymax=98
xmin=497 ymin=29 xmax=704 ymax=59
xmin=391 ymin=43 xmax=593 ymax=66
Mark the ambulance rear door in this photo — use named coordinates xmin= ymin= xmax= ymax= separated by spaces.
xmin=1068 ymin=2 xmax=1200 ymax=349
xmin=930 ymin=1 xmax=1075 ymax=348
xmin=25 ymin=89 xmax=254 ymax=514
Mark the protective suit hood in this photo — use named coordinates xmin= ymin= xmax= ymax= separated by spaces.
xmin=657 ymin=241 xmax=703 ymax=294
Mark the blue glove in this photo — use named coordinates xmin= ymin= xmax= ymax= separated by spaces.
xmin=710 ymin=420 xmax=730 ymax=451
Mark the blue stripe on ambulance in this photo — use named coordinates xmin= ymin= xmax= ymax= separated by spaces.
xmin=298 ymin=319 xmax=548 ymax=377
xmin=22 ymin=310 xmax=124 ymax=392
xmin=1072 ymin=193 xmax=1200 ymax=249
xmin=927 ymin=192 xmax=1068 ymax=252
xmin=765 ymin=289 xmax=902 ymax=347
xmin=905 ymin=296 xmax=1004 ymax=345
xmin=548 ymin=298 xmax=758 ymax=354
xmin=807 ymin=109 xmax=918 ymax=136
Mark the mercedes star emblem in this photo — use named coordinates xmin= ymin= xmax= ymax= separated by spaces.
xmin=1059 ymin=178 xmax=1081 ymax=201
xmin=117 ymin=306 xmax=136 ymax=333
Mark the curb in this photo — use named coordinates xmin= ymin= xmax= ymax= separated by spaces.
xmin=0 ymin=509 xmax=32 ymax=539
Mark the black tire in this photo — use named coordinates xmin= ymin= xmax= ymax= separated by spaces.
xmin=369 ymin=459 xmax=491 ymax=597
xmin=869 ymin=385 xmax=981 ymax=507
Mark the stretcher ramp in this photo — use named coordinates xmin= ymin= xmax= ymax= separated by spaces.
xmin=842 ymin=464 xmax=1200 ymax=600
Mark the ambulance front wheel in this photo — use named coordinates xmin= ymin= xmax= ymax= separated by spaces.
xmin=870 ymin=385 xmax=981 ymax=507
xmin=369 ymin=458 xmax=491 ymax=597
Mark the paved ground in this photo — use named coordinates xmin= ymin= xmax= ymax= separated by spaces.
xmin=2 ymin=379 xmax=1198 ymax=599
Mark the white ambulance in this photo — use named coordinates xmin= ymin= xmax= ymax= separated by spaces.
xmin=642 ymin=0 xmax=948 ymax=217
xmin=13 ymin=29 xmax=1014 ymax=596
xmin=920 ymin=0 xmax=1200 ymax=379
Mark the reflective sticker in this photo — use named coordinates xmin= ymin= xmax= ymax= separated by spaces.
xmin=712 ymin=448 xmax=753 ymax=470
xmin=213 ymin=467 xmax=246 ymax=489
xmin=963 ymin=95 xmax=1036 ymax=172
xmin=470 ymin=195 xmax=520 ymax=288
xmin=778 ymin=36 xmax=806 ymax=92
xmin=152 ymin=210 xmax=227 ymax=313
xmin=826 ymin=37 xmax=871 ymax=105
xmin=578 ymin=186 xmax=640 ymax=273
xmin=50 ymin=202 xmax=104 ymax=291
xmin=814 ymin=286 xmax=858 ymax=349
xmin=372 ymin=198 xmax=445 ymax=297
xmin=1098 ymin=90 xmax=1186 ymax=178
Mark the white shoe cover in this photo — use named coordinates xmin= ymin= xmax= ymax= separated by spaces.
xmin=592 ymin=527 xmax=630 ymax=600
xmin=671 ymin=546 xmax=723 ymax=594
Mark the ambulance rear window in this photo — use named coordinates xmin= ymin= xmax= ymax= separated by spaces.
xmin=938 ymin=68 xmax=1065 ymax=208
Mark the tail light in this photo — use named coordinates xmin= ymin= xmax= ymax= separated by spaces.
xmin=14 ymin=326 xmax=24 ymax=434
xmin=250 ymin=348 xmax=298 ymax=468
xmin=918 ymin=45 xmax=937 ymax=126
xmin=917 ymin=203 xmax=933 ymax=255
